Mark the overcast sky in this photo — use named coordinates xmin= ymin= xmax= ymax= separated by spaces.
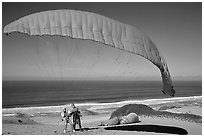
xmin=2 ymin=2 xmax=202 ymax=81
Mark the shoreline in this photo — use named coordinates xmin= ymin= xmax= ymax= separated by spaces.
xmin=3 ymin=95 xmax=201 ymax=110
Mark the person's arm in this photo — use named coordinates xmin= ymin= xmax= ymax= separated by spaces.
xmin=79 ymin=111 xmax=82 ymax=117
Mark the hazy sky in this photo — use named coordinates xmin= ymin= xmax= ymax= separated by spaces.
xmin=2 ymin=2 xmax=202 ymax=81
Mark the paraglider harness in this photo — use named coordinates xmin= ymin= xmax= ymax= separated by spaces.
xmin=61 ymin=109 xmax=71 ymax=123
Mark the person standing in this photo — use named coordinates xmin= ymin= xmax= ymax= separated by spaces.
xmin=70 ymin=103 xmax=82 ymax=131
xmin=61 ymin=107 xmax=75 ymax=133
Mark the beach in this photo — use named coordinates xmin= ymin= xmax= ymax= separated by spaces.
xmin=2 ymin=2 xmax=202 ymax=135
xmin=2 ymin=96 xmax=202 ymax=135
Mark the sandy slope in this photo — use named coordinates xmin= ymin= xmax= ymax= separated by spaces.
xmin=2 ymin=99 xmax=202 ymax=135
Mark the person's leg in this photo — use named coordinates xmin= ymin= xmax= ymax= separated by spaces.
xmin=75 ymin=119 xmax=79 ymax=130
xmin=64 ymin=120 xmax=68 ymax=133
xmin=78 ymin=118 xmax=82 ymax=130
xmin=73 ymin=118 xmax=76 ymax=131
xmin=68 ymin=119 xmax=75 ymax=132
xmin=73 ymin=121 xmax=76 ymax=130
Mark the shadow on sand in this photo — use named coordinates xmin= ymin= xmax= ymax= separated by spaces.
xmin=75 ymin=127 xmax=99 ymax=131
xmin=104 ymin=124 xmax=188 ymax=135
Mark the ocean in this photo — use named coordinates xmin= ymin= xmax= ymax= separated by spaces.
xmin=2 ymin=80 xmax=202 ymax=108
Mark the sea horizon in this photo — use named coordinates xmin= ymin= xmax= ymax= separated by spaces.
xmin=2 ymin=78 xmax=201 ymax=83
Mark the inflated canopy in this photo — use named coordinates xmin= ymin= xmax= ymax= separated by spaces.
xmin=3 ymin=9 xmax=175 ymax=96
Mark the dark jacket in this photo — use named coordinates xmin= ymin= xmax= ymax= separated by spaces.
xmin=70 ymin=107 xmax=81 ymax=121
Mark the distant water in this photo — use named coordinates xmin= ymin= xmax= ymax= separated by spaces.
xmin=2 ymin=80 xmax=202 ymax=108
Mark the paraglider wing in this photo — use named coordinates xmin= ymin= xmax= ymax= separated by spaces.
xmin=3 ymin=9 xmax=175 ymax=96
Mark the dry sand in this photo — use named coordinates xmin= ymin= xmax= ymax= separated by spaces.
xmin=2 ymin=97 xmax=202 ymax=135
